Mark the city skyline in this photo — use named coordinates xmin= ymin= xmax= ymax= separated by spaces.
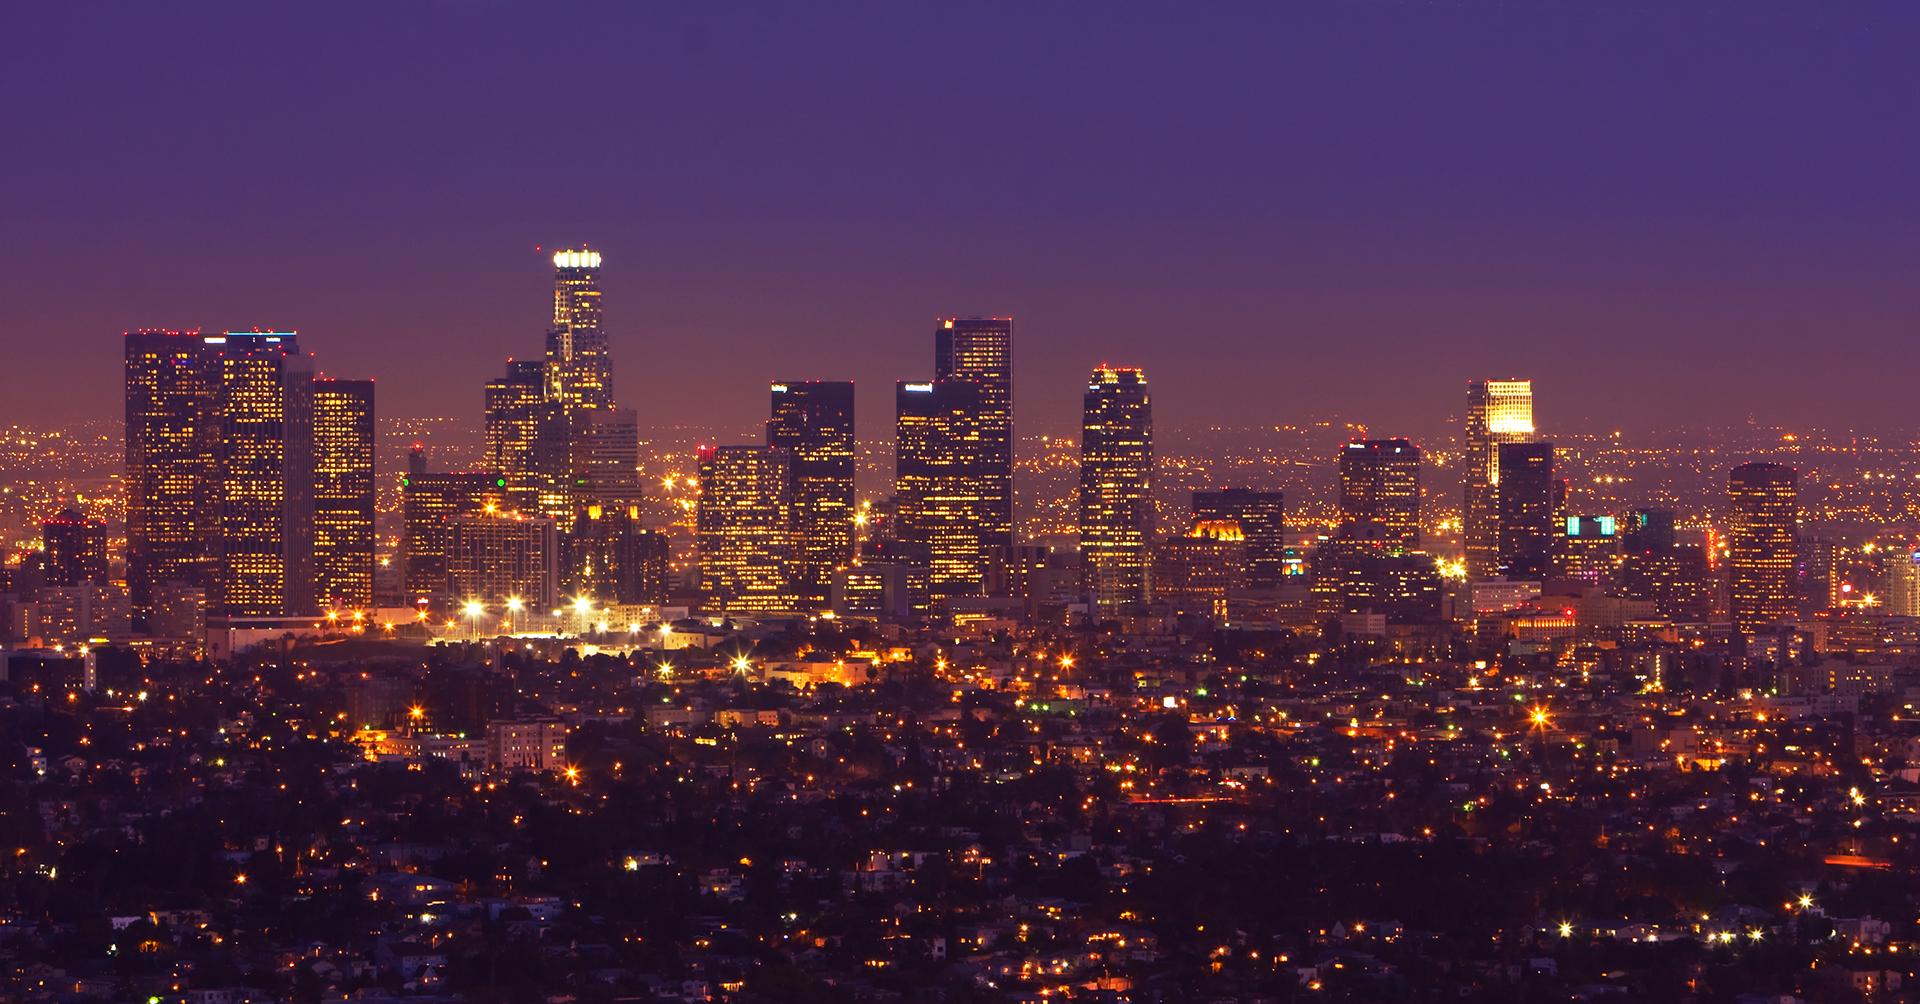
xmin=10 ymin=10 xmax=1920 ymax=1004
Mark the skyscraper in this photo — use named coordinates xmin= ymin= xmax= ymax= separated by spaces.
xmin=1191 ymin=489 xmax=1286 ymax=588
xmin=1079 ymin=367 xmax=1153 ymax=610
xmin=1338 ymin=439 xmax=1421 ymax=551
xmin=485 ymin=359 xmax=568 ymax=519
xmin=125 ymin=329 xmax=218 ymax=631
xmin=768 ymin=381 xmax=855 ymax=609
xmin=127 ymin=328 xmax=372 ymax=626
xmin=896 ymin=379 xmax=990 ymax=597
xmin=43 ymin=509 xmax=108 ymax=587
xmin=312 ymin=379 xmax=375 ymax=609
xmin=696 ymin=445 xmax=794 ymax=611
xmin=1464 ymin=380 xmax=1534 ymax=579
xmin=210 ymin=332 xmax=314 ymax=617
xmin=934 ymin=318 xmax=1013 ymax=550
xmin=1728 ymin=462 xmax=1797 ymax=635
xmin=1494 ymin=441 xmax=1554 ymax=580
xmin=546 ymin=249 xmax=611 ymax=412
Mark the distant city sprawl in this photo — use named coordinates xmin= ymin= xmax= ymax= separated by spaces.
xmin=8 ymin=253 xmax=1920 ymax=1004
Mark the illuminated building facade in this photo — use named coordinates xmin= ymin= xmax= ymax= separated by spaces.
xmin=401 ymin=448 xmax=506 ymax=599
xmin=43 ymin=509 xmax=108 ymax=587
xmin=696 ymin=445 xmax=794 ymax=611
xmin=1337 ymin=439 xmax=1420 ymax=551
xmin=1554 ymin=514 xmax=1618 ymax=585
xmin=447 ymin=511 xmax=558 ymax=608
xmin=985 ymin=544 xmax=1052 ymax=601
xmin=1619 ymin=544 xmax=1716 ymax=621
xmin=831 ymin=563 xmax=925 ymax=619
xmin=768 ymin=380 xmax=855 ymax=609
xmin=312 ymin=379 xmax=375 ymax=609
xmin=896 ymin=379 xmax=990 ymax=597
xmin=125 ymin=329 xmax=219 ymax=632
xmin=934 ymin=318 xmax=1013 ymax=551
xmin=1464 ymin=379 xmax=1534 ymax=579
xmin=485 ymin=359 xmax=568 ymax=519
xmin=1495 ymin=441 xmax=1555 ymax=580
xmin=1728 ymin=462 xmax=1797 ymax=634
xmin=1079 ymin=367 xmax=1153 ymax=611
xmin=1152 ymin=525 xmax=1248 ymax=617
xmin=1191 ymin=489 xmax=1285 ymax=587
xmin=545 ymin=249 xmax=611 ymax=412
xmin=565 ymin=505 xmax=669 ymax=606
xmin=1885 ymin=551 xmax=1920 ymax=617
xmin=211 ymin=333 xmax=314 ymax=617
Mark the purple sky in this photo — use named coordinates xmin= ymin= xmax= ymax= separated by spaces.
xmin=2 ymin=2 xmax=1916 ymax=447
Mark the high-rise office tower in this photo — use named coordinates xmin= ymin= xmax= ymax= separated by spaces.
xmin=1191 ymin=489 xmax=1286 ymax=588
xmin=1079 ymin=367 xmax=1153 ymax=610
xmin=1494 ymin=441 xmax=1554 ymax=579
xmin=127 ymin=329 xmax=373 ymax=625
xmin=1338 ymin=439 xmax=1421 ymax=551
xmin=1728 ymin=462 xmax=1797 ymax=635
xmin=125 ymin=329 xmax=219 ymax=632
xmin=934 ymin=318 xmax=1013 ymax=550
xmin=210 ymin=332 xmax=315 ymax=617
xmin=571 ymin=408 xmax=641 ymax=510
xmin=485 ymin=359 xmax=568 ymax=519
xmin=896 ymin=379 xmax=990 ymax=597
xmin=401 ymin=447 xmax=506 ymax=599
xmin=1464 ymin=380 xmax=1534 ymax=579
xmin=311 ymin=379 xmax=375 ymax=609
xmin=696 ymin=445 xmax=794 ymax=611
xmin=768 ymin=381 xmax=855 ymax=609
xmin=43 ymin=509 xmax=109 ymax=587
xmin=546 ymin=249 xmax=612 ymax=412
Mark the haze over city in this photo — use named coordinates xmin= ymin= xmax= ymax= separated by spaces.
xmin=5 ymin=7 xmax=1920 ymax=1004
xmin=3 ymin=3 xmax=1918 ymax=442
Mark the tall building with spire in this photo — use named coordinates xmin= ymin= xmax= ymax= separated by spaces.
xmin=768 ymin=381 xmax=855 ymax=609
xmin=488 ymin=249 xmax=632 ymax=532
xmin=546 ymin=249 xmax=611 ymax=412
xmin=1079 ymin=367 xmax=1152 ymax=611
xmin=1463 ymin=379 xmax=1534 ymax=579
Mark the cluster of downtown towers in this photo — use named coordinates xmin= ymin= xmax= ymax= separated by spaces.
xmin=120 ymin=252 xmax=1803 ymax=636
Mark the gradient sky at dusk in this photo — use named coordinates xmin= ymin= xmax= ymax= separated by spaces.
xmin=2 ymin=2 xmax=1916 ymax=446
